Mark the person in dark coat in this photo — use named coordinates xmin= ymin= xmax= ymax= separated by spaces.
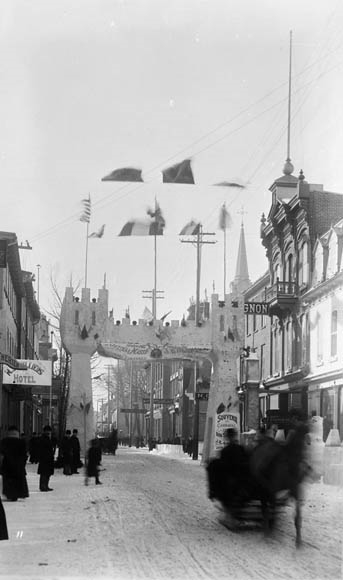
xmin=0 ymin=425 xmax=29 ymax=501
xmin=85 ymin=439 xmax=102 ymax=486
xmin=29 ymin=432 xmax=39 ymax=464
xmin=0 ymin=498 xmax=8 ymax=540
xmin=207 ymin=427 xmax=250 ymax=511
xmin=37 ymin=425 xmax=55 ymax=492
xmin=60 ymin=430 xmax=73 ymax=475
xmin=70 ymin=429 xmax=81 ymax=474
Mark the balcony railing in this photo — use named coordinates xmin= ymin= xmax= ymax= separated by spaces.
xmin=265 ymin=280 xmax=298 ymax=303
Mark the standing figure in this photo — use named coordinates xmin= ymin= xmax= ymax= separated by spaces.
xmin=0 ymin=425 xmax=29 ymax=501
xmin=37 ymin=425 xmax=55 ymax=492
xmin=108 ymin=429 xmax=118 ymax=455
xmin=60 ymin=430 xmax=73 ymax=475
xmin=85 ymin=439 xmax=102 ymax=486
xmin=28 ymin=432 xmax=39 ymax=464
xmin=70 ymin=429 xmax=81 ymax=474
xmin=0 ymin=497 xmax=8 ymax=540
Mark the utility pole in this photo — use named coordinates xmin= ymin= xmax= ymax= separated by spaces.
xmin=180 ymin=225 xmax=216 ymax=325
xmin=142 ymin=289 xmax=164 ymax=319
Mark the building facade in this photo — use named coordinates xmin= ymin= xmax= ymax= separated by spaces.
xmin=242 ymin=165 xmax=343 ymax=439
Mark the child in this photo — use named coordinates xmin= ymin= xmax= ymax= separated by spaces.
xmin=85 ymin=438 xmax=102 ymax=486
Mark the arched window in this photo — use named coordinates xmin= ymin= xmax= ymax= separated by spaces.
xmin=299 ymin=240 xmax=309 ymax=286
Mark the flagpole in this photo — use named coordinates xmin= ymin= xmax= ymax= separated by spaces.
xmin=84 ymin=221 xmax=89 ymax=288
xmin=223 ymin=226 xmax=227 ymax=298
xmin=153 ymin=197 xmax=158 ymax=319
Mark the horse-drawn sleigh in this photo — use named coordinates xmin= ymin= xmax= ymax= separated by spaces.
xmin=207 ymin=412 xmax=311 ymax=548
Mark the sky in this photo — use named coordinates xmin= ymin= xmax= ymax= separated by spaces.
xmin=1 ymin=0 xmax=343 ymax=324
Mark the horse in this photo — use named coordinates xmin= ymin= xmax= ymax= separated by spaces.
xmin=207 ymin=418 xmax=310 ymax=547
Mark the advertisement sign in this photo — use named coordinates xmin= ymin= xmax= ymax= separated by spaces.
xmin=3 ymin=360 xmax=52 ymax=386
xmin=214 ymin=410 xmax=238 ymax=451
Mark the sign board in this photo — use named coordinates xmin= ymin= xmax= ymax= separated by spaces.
xmin=244 ymin=302 xmax=269 ymax=315
xmin=214 ymin=410 xmax=238 ymax=451
xmin=0 ymin=353 xmax=27 ymax=370
xmin=2 ymin=360 xmax=52 ymax=386
xmin=120 ymin=408 xmax=147 ymax=414
xmin=143 ymin=398 xmax=174 ymax=405
xmin=195 ymin=392 xmax=209 ymax=401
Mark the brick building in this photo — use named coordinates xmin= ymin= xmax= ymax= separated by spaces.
xmin=243 ymin=164 xmax=343 ymax=438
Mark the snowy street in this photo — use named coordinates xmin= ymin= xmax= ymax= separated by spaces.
xmin=1 ymin=447 xmax=342 ymax=580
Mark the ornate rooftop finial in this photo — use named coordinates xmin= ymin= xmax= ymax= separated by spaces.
xmin=283 ymin=157 xmax=294 ymax=176
xmin=298 ymin=169 xmax=305 ymax=181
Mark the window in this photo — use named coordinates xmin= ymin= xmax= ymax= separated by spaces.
xmin=285 ymin=320 xmax=292 ymax=370
xmin=92 ymin=311 xmax=96 ymax=326
xmin=298 ymin=241 xmax=309 ymax=286
xmin=317 ymin=314 xmax=323 ymax=363
xmin=331 ymin=310 xmax=338 ymax=358
xmin=74 ymin=310 xmax=79 ymax=325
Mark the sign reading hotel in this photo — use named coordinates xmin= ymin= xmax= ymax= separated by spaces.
xmin=3 ymin=360 xmax=52 ymax=386
xmin=214 ymin=409 xmax=238 ymax=451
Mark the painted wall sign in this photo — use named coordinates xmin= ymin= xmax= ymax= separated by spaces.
xmin=3 ymin=360 xmax=52 ymax=386
xmin=244 ymin=302 xmax=269 ymax=315
xmin=214 ymin=411 xmax=238 ymax=451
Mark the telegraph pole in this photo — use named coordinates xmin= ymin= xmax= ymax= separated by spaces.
xmin=142 ymin=289 xmax=164 ymax=319
xmin=180 ymin=225 xmax=216 ymax=325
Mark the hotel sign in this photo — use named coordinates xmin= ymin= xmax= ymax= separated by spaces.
xmin=2 ymin=360 xmax=52 ymax=386
xmin=244 ymin=302 xmax=269 ymax=315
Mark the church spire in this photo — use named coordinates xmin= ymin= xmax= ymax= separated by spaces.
xmin=232 ymin=221 xmax=250 ymax=293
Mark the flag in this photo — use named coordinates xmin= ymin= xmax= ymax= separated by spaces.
xmin=101 ymin=167 xmax=143 ymax=182
xmin=119 ymin=203 xmax=165 ymax=236
xmin=88 ymin=224 xmax=105 ymax=238
xmin=80 ymin=195 xmax=91 ymax=223
xmin=214 ymin=181 xmax=245 ymax=188
xmin=142 ymin=307 xmax=154 ymax=322
xmin=219 ymin=204 xmax=232 ymax=230
xmin=160 ymin=310 xmax=172 ymax=322
xmin=119 ymin=220 xmax=164 ymax=236
xmin=147 ymin=202 xmax=166 ymax=230
xmin=162 ymin=159 xmax=194 ymax=184
xmin=179 ymin=220 xmax=201 ymax=236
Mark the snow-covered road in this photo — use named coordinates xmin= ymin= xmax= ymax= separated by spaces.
xmin=1 ymin=447 xmax=342 ymax=580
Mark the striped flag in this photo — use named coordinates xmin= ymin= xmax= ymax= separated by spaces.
xmin=162 ymin=159 xmax=194 ymax=184
xmin=119 ymin=203 xmax=165 ymax=236
xmin=119 ymin=220 xmax=164 ymax=236
xmin=101 ymin=167 xmax=143 ymax=182
xmin=80 ymin=195 xmax=91 ymax=223
xmin=88 ymin=224 xmax=105 ymax=238
xmin=179 ymin=220 xmax=201 ymax=236
xmin=219 ymin=204 xmax=232 ymax=230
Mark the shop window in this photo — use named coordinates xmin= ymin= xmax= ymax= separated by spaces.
xmin=321 ymin=389 xmax=335 ymax=442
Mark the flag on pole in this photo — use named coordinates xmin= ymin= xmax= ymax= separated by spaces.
xmin=179 ymin=220 xmax=201 ymax=235
xmin=101 ymin=167 xmax=143 ymax=182
xmin=162 ymin=159 xmax=194 ymax=184
xmin=88 ymin=224 xmax=105 ymax=238
xmin=80 ymin=195 xmax=91 ymax=223
xmin=219 ymin=204 xmax=232 ymax=230
xmin=119 ymin=203 xmax=165 ymax=236
xmin=214 ymin=181 xmax=246 ymax=188
xmin=142 ymin=306 xmax=154 ymax=322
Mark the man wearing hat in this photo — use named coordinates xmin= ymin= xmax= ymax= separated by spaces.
xmin=37 ymin=425 xmax=55 ymax=492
